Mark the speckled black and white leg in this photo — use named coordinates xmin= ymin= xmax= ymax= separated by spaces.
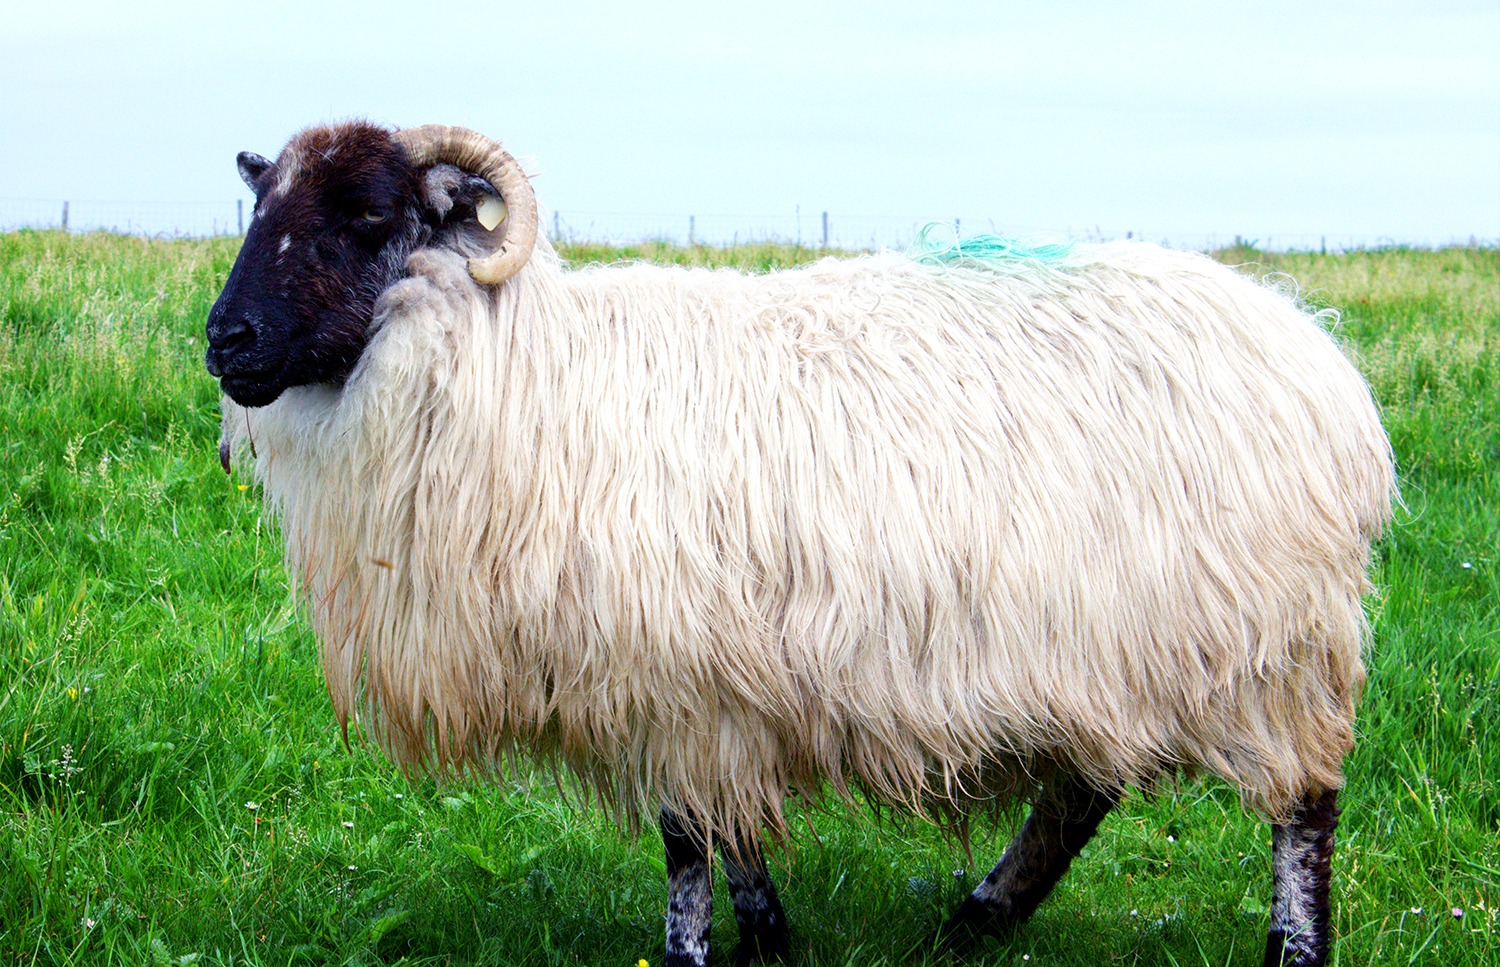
xmin=1263 ymin=789 xmax=1338 ymax=967
xmin=722 ymin=832 xmax=790 ymax=964
xmin=936 ymin=775 xmax=1119 ymax=950
xmin=661 ymin=808 xmax=714 ymax=967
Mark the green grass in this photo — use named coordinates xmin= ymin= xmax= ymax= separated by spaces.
xmin=1 ymin=230 xmax=1496 ymax=965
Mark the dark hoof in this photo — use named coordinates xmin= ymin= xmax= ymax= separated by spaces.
xmin=733 ymin=932 xmax=791 ymax=966
xmin=929 ymin=897 xmax=1006 ymax=954
xmin=1263 ymin=929 xmax=1328 ymax=967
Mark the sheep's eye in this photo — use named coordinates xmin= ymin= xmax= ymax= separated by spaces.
xmin=362 ymin=209 xmax=389 ymax=224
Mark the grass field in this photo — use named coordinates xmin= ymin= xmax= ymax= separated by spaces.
xmin=1 ymin=230 xmax=1496 ymax=965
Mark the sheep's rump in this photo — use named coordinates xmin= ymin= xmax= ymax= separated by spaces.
xmin=224 ymin=239 xmax=1395 ymax=840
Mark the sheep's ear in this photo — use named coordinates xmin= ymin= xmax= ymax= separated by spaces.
xmin=418 ymin=164 xmax=463 ymax=219
xmin=419 ymin=164 xmax=495 ymax=225
xmin=237 ymin=152 xmax=273 ymax=193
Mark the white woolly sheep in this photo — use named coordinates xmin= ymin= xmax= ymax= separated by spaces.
xmin=205 ymin=122 xmax=1396 ymax=967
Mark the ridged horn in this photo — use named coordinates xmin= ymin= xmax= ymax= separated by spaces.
xmin=394 ymin=124 xmax=538 ymax=285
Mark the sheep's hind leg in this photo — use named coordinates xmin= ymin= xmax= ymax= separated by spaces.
xmin=721 ymin=831 xmax=790 ymax=964
xmin=1263 ymin=788 xmax=1338 ymax=967
xmin=935 ymin=775 xmax=1119 ymax=950
xmin=661 ymin=808 xmax=714 ymax=967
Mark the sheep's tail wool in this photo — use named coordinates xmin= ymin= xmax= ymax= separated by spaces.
xmin=223 ymin=235 xmax=1396 ymax=847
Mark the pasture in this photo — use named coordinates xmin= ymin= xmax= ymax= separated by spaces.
xmin=0 ymin=231 xmax=1495 ymax=964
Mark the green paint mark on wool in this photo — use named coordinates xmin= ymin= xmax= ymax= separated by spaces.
xmin=907 ymin=223 xmax=1073 ymax=267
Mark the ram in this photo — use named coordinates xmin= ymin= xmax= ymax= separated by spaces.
xmin=205 ymin=121 xmax=1396 ymax=967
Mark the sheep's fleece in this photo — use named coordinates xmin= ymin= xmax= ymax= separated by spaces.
xmin=220 ymin=237 xmax=1395 ymax=845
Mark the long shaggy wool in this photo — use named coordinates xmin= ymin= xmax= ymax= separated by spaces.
xmin=221 ymin=235 xmax=1395 ymax=843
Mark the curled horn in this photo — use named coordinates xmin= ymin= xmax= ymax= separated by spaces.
xmin=394 ymin=124 xmax=538 ymax=285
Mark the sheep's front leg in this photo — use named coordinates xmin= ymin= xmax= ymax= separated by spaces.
xmin=937 ymin=775 xmax=1119 ymax=949
xmin=660 ymin=809 xmax=790 ymax=966
xmin=661 ymin=808 xmax=714 ymax=967
xmin=1263 ymin=788 xmax=1338 ymax=967
xmin=721 ymin=832 xmax=790 ymax=964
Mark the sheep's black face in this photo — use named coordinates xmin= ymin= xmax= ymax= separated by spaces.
xmin=206 ymin=123 xmax=422 ymax=407
xmin=207 ymin=121 xmax=511 ymax=408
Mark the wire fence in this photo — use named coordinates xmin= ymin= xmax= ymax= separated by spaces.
xmin=0 ymin=197 xmax=249 ymax=239
xmin=552 ymin=209 xmax=1065 ymax=251
xmin=544 ymin=209 xmax=1423 ymax=255
xmin=0 ymin=196 xmax=1487 ymax=254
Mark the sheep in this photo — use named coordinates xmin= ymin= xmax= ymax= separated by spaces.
xmin=205 ymin=121 xmax=1396 ymax=967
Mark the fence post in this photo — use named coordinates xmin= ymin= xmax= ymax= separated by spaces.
xmin=689 ymin=215 xmax=695 ymax=245
xmin=237 ymin=199 xmax=244 ymax=235
xmin=62 ymin=201 xmax=69 ymax=232
xmin=554 ymin=211 xmax=561 ymax=241
xmin=821 ymin=211 xmax=829 ymax=249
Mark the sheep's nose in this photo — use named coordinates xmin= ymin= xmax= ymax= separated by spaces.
xmin=205 ymin=304 xmax=255 ymax=376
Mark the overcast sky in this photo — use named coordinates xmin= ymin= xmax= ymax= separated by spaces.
xmin=2 ymin=0 xmax=1496 ymax=247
